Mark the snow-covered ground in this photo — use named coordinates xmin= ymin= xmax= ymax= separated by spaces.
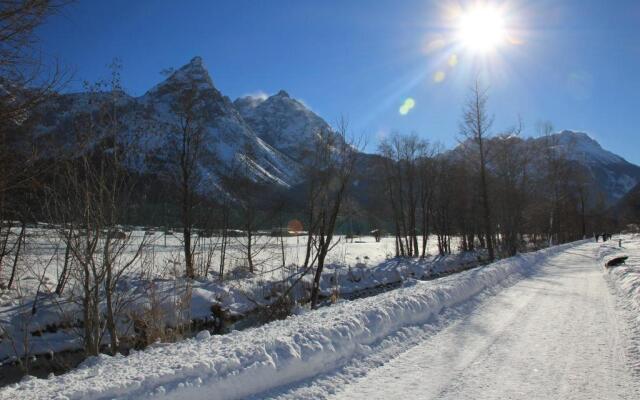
xmin=1 ymin=227 xmax=415 ymax=285
xmin=600 ymin=234 xmax=640 ymax=375
xmin=1 ymin=227 xmax=464 ymax=285
xmin=6 ymin=239 xmax=636 ymax=399
xmin=0 ymin=227 xmax=465 ymax=361
xmin=319 ymin=239 xmax=640 ymax=400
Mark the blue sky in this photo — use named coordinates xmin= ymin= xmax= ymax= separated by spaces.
xmin=38 ymin=0 xmax=640 ymax=164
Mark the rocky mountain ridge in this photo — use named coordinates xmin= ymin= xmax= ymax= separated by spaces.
xmin=23 ymin=57 xmax=640 ymax=208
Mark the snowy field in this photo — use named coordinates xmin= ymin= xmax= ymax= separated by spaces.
xmin=1 ymin=227 xmax=422 ymax=285
xmin=6 ymin=238 xmax=637 ymax=399
xmin=0 ymin=227 xmax=465 ymax=362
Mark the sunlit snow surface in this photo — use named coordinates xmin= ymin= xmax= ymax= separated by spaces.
xmin=0 ymin=228 xmax=464 ymax=361
xmin=6 ymin=238 xmax=639 ymax=399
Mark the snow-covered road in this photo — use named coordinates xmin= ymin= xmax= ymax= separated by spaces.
xmin=270 ymin=242 xmax=640 ymax=400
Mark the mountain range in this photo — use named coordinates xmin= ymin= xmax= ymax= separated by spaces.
xmin=22 ymin=56 xmax=640 ymax=211
xmin=448 ymin=130 xmax=640 ymax=206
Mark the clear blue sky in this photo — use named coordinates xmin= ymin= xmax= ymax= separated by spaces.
xmin=38 ymin=0 xmax=640 ymax=164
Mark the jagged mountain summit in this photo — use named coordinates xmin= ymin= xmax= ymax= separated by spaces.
xmin=550 ymin=130 xmax=626 ymax=165
xmin=29 ymin=57 xmax=301 ymax=188
xmin=234 ymin=90 xmax=335 ymax=161
xmin=138 ymin=56 xmax=298 ymax=187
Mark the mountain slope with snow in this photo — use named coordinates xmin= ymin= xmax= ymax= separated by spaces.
xmin=551 ymin=130 xmax=625 ymax=165
xmin=449 ymin=130 xmax=640 ymax=205
xmin=28 ymin=57 xmax=300 ymax=188
xmin=20 ymin=58 xmax=640 ymax=204
xmin=541 ymin=130 xmax=640 ymax=203
xmin=234 ymin=90 xmax=336 ymax=161
xmin=138 ymin=57 xmax=300 ymax=187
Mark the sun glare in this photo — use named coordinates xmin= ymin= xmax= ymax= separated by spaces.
xmin=457 ymin=4 xmax=506 ymax=53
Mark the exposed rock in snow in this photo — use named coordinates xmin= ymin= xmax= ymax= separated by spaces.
xmin=195 ymin=330 xmax=211 ymax=341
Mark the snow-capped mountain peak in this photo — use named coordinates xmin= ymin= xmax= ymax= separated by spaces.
xmin=145 ymin=56 xmax=215 ymax=97
xmin=533 ymin=130 xmax=640 ymax=203
xmin=552 ymin=130 xmax=625 ymax=165
xmin=234 ymin=89 xmax=337 ymax=161
xmin=25 ymin=57 xmax=302 ymax=190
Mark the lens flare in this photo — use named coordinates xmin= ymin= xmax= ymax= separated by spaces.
xmin=448 ymin=54 xmax=458 ymax=67
xmin=399 ymin=98 xmax=415 ymax=115
xmin=287 ymin=219 xmax=303 ymax=233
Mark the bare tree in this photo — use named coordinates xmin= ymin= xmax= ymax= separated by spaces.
xmin=460 ymin=80 xmax=495 ymax=261
xmin=161 ymin=79 xmax=210 ymax=279
xmin=0 ymin=0 xmax=69 ymax=290
xmin=431 ymin=156 xmax=460 ymax=255
xmin=492 ymin=120 xmax=531 ymax=256
xmin=0 ymin=0 xmax=68 ymax=123
xmin=378 ymin=133 xmax=431 ymax=257
xmin=49 ymin=69 xmax=148 ymax=356
xmin=536 ymin=122 xmax=579 ymax=245
xmin=417 ymin=146 xmax=437 ymax=257
xmin=302 ymin=119 xmax=360 ymax=309
xmin=222 ymin=147 xmax=283 ymax=276
xmin=218 ymin=199 xmax=231 ymax=280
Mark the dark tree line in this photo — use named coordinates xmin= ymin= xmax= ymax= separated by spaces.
xmin=376 ymin=83 xmax=609 ymax=261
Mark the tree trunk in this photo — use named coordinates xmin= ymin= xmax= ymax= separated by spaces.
xmin=7 ymin=220 xmax=26 ymax=289
xmin=104 ymin=235 xmax=118 ymax=354
xmin=310 ymin=235 xmax=327 ymax=309
xmin=55 ymin=227 xmax=73 ymax=295
xmin=184 ymin=225 xmax=194 ymax=278
xmin=479 ymin=150 xmax=494 ymax=261
xmin=246 ymin=227 xmax=254 ymax=274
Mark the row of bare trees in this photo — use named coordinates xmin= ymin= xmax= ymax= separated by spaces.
xmin=377 ymin=83 xmax=605 ymax=261
xmin=0 ymin=0 xmax=67 ymax=290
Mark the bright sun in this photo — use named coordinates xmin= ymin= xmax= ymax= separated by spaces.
xmin=457 ymin=4 xmax=506 ymax=53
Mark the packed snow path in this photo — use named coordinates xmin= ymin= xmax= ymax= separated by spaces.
xmin=269 ymin=242 xmax=640 ymax=399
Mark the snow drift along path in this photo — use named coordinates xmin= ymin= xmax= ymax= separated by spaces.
xmin=4 ymin=241 xmax=639 ymax=399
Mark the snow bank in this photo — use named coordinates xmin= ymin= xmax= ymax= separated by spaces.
xmin=598 ymin=234 xmax=640 ymax=373
xmin=0 ymin=241 xmax=581 ymax=400
xmin=599 ymin=234 xmax=640 ymax=330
